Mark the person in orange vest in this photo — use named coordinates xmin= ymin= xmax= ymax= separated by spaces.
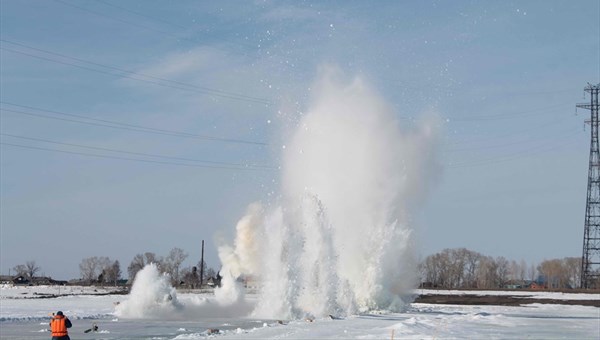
xmin=49 ymin=311 xmax=72 ymax=340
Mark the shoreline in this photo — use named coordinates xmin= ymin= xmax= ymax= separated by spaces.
xmin=413 ymin=293 xmax=600 ymax=307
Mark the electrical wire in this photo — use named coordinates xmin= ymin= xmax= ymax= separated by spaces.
xmin=0 ymin=46 xmax=270 ymax=105
xmin=0 ymin=106 xmax=267 ymax=146
xmin=445 ymin=115 xmax=575 ymax=146
xmin=447 ymin=127 xmax=582 ymax=153
xmin=0 ymin=39 xmax=271 ymax=105
xmin=0 ymin=142 xmax=272 ymax=171
xmin=54 ymin=0 xmax=192 ymax=44
xmin=54 ymin=0 xmax=257 ymax=51
xmin=0 ymin=133 xmax=274 ymax=170
xmin=95 ymin=0 xmax=189 ymax=30
xmin=449 ymin=103 xmax=571 ymax=122
xmin=447 ymin=131 xmax=581 ymax=169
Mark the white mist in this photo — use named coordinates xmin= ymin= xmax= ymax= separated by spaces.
xmin=217 ymin=66 xmax=440 ymax=319
xmin=114 ymin=263 xmax=181 ymax=318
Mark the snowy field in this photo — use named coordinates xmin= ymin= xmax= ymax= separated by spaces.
xmin=1 ymin=285 xmax=598 ymax=339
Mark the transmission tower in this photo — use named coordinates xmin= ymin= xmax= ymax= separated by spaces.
xmin=577 ymin=83 xmax=600 ymax=289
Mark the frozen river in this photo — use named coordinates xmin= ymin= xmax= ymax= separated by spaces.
xmin=1 ymin=285 xmax=598 ymax=339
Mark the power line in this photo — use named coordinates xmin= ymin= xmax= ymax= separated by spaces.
xmin=0 ymin=133 xmax=274 ymax=170
xmin=95 ymin=0 xmax=189 ymax=30
xmin=0 ymin=104 xmax=267 ymax=146
xmin=1 ymin=39 xmax=270 ymax=104
xmin=54 ymin=0 xmax=191 ymax=44
xmin=0 ymin=45 xmax=270 ymax=105
xmin=447 ymin=131 xmax=580 ymax=168
xmin=446 ymin=116 xmax=573 ymax=146
xmin=54 ymin=0 xmax=257 ymax=51
xmin=447 ymin=127 xmax=581 ymax=153
xmin=449 ymin=103 xmax=571 ymax=122
xmin=0 ymin=142 xmax=272 ymax=171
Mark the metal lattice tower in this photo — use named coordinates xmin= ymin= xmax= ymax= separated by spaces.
xmin=577 ymin=83 xmax=600 ymax=289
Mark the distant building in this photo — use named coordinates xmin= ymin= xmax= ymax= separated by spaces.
xmin=529 ymin=281 xmax=546 ymax=290
xmin=243 ymin=275 xmax=260 ymax=289
xmin=503 ymin=280 xmax=527 ymax=289
xmin=0 ymin=275 xmax=14 ymax=284
xmin=207 ymin=275 xmax=221 ymax=288
xmin=419 ymin=282 xmax=438 ymax=289
xmin=11 ymin=275 xmax=29 ymax=285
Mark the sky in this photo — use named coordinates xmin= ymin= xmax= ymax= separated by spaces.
xmin=1 ymin=0 xmax=599 ymax=280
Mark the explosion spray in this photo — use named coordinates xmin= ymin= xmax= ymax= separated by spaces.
xmin=216 ymin=66 xmax=440 ymax=319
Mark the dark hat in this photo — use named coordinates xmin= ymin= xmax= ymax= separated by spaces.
xmin=56 ymin=311 xmax=63 ymax=316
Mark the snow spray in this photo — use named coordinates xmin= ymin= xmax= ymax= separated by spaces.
xmin=216 ymin=66 xmax=440 ymax=319
xmin=114 ymin=263 xmax=182 ymax=318
xmin=115 ymin=263 xmax=255 ymax=319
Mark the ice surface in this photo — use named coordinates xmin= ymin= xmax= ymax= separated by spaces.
xmin=1 ymin=286 xmax=598 ymax=339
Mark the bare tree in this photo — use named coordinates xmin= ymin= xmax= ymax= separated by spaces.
xmin=80 ymin=257 xmax=99 ymax=283
xmin=180 ymin=266 xmax=200 ymax=288
xmin=518 ymin=259 xmax=527 ymax=284
xmin=436 ymin=251 xmax=452 ymax=288
xmin=144 ymin=252 xmax=163 ymax=269
xmin=79 ymin=256 xmax=111 ymax=284
xmin=537 ymin=257 xmax=582 ymax=289
xmin=528 ymin=262 xmax=537 ymax=282
xmin=97 ymin=257 xmax=112 ymax=284
xmin=205 ymin=267 xmax=216 ymax=280
xmin=495 ymin=256 xmax=509 ymax=288
xmin=446 ymin=249 xmax=463 ymax=288
xmin=164 ymin=247 xmax=188 ymax=286
xmin=104 ymin=260 xmax=122 ymax=286
xmin=563 ymin=257 xmax=581 ymax=289
xmin=12 ymin=264 xmax=27 ymax=277
xmin=127 ymin=252 xmax=164 ymax=281
xmin=419 ymin=248 xmax=485 ymax=289
xmin=463 ymin=249 xmax=481 ymax=288
xmin=538 ymin=259 xmax=568 ymax=289
xmin=25 ymin=261 xmax=40 ymax=280
xmin=476 ymin=256 xmax=498 ymax=289
xmin=127 ymin=254 xmax=146 ymax=281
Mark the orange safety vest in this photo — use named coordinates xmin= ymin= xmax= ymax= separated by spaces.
xmin=50 ymin=315 xmax=68 ymax=336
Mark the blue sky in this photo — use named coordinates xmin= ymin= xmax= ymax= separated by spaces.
xmin=1 ymin=0 xmax=599 ymax=280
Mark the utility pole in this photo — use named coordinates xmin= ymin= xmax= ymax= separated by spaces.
xmin=577 ymin=83 xmax=600 ymax=289
xmin=200 ymin=240 xmax=205 ymax=288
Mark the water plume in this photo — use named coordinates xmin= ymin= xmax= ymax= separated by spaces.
xmin=115 ymin=263 xmax=255 ymax=319
xmin=114 ymin=263 xmax=181 ymax=318
xmin=218 ymin=66 xmax=440 ymax=319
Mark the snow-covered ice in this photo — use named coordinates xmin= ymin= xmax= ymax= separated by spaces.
xmin=1 ymin=285 xmax=598 ymax=339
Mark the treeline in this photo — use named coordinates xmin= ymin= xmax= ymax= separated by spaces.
xmin=11 ymin=248 xmax=216 ymax=287
xmin=125 ymin=248 xmax=216 ymax=287
xmin=419 ymin=248 xmax=582 ymax=289
xmin=12 ymin=247 xmax=587 ymax=290
xmin=77 ymin=247 xmax=216 ymax=287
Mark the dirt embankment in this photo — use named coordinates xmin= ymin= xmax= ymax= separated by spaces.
xmin=3 ymin=289 xmax=129 ymax=299
xmin=414 ymin=294 xmax=600 ymax=307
